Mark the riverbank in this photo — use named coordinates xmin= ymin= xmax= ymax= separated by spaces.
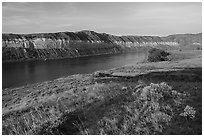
xmin=2 ymin=50 xmax=202 ymax=135
xmin=2 ymin=46 xmax=150 ymax=63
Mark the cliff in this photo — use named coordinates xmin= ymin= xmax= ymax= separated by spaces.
xmin=2 ymin=30 xmax=202 ymax=62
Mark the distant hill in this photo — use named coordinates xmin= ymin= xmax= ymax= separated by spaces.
xmin=162 ymin=33 xmax=202 ymax=50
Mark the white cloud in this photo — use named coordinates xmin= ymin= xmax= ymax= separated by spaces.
xmin=2 ymin=2 xmax=202 ymax=35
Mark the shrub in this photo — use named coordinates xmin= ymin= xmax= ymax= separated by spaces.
xmin=86 ymin=82 xmax=185 ymax=135
xmin=147 ymin=48 xmax=170 ymax=62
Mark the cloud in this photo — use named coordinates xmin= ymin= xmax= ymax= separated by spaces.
xmin=2 ymin=2 xmax=202 ymax=36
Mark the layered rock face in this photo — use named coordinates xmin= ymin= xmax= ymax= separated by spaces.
xmin=2 ymin=30 xmax=202 ymax=62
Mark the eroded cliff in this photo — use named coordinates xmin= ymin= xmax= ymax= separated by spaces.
xmin=2 ymin=30 xmax=202 ymax=62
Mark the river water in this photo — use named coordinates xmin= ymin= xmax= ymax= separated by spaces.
xmin=2 ymin=52 xmax=146 ymax=89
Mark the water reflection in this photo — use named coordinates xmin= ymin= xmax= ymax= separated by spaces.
xmin=3 ymin=53 xmax=146 ymax=89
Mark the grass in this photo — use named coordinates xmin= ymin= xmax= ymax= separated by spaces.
xmin=167 ymin=50 xmax=202 ymax=61
xmin=2 ymin=50 xmax=202 ymax=135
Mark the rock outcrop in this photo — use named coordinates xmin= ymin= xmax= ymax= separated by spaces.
xmin=2 ymin=30 xmax=202 ymax=62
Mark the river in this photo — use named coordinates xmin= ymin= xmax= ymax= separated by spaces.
xmin=2 ymin=52 xmax=146 ymax=89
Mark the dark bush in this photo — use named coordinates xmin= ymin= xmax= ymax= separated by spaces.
xmin=147 ymin=48 xmax=170 ymax=62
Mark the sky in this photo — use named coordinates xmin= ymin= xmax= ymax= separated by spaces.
xmin=2 ymin=2 xmax=202 ymax=36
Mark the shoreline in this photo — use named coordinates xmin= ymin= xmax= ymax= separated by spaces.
xmin=2 ymin=47 xmax=150 ymax=63
xmin=2 ymin=51 xmax=148 ymax=90
xmin=3 ymin=49 xmax=200 ymax=90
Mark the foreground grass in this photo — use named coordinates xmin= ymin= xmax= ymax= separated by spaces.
xmin=2 ymin=50 xmax=202 ymax=135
